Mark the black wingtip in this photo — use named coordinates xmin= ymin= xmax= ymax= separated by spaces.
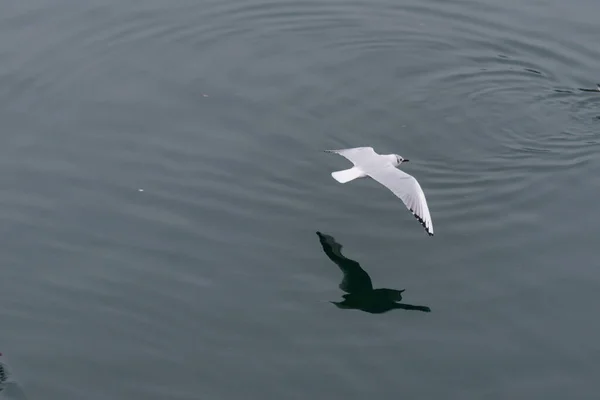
xmin=408 ymin=208 xmax=434 ymax=236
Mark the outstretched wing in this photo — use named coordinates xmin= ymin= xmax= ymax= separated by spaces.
xmin=364 ymin=165 xmax=434 ymax=236
xmin=316 ymin=232 xmax=373 ymax=293
xmin=324 ymin=147 xmax=378 ymax=166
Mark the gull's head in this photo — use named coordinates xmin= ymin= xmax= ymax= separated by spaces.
xmin=392 ymin=154 xmax=409 ymax=166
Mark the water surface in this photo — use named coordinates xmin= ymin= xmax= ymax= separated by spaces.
xmin=1 ymin=0 xmax=599 ymax=399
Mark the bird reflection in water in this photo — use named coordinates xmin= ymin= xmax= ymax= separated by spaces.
xmin=316 ymin=231 xmax=431 ymax=314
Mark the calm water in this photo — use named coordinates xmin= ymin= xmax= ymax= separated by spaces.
xmin=1 ymin=0 xmax=599 ymax=398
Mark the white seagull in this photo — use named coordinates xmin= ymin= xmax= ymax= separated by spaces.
xmin=325 ymin=146 xmax=434 ymax=236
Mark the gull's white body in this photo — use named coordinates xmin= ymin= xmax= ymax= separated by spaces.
xmin=325 ymin=146 xmax=434 ymax=236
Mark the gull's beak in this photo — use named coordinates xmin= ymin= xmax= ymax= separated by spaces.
xmin=403 ymin=159 xmax=410 ymax=162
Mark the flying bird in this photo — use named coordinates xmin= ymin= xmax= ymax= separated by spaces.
xmin=325 ymin=146 xmax=434 ymax=236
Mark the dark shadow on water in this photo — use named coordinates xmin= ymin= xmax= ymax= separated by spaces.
xmin=316 ymin=231 xmax=431 ymax=314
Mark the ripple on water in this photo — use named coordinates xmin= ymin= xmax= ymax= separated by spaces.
xmin=2 ymin=0 xmax=597 ymax=232
xmin=2 ymin=1 xmax=600 ymax=397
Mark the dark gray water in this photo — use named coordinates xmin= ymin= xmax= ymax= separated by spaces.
xmin=1 ymin=0 xmax=599 ymax=398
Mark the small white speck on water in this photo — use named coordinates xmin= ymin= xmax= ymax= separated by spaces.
xmin=138 ymin=189 xmax=144 ymax=192
xmin=202 ymin=94 xmax=208 ymax=97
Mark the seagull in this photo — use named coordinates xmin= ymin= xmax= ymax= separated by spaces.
xmin=316 ymin=231 xmax=431 ymax=314
xmin=324 ymin=146 xmax=434 ymax=236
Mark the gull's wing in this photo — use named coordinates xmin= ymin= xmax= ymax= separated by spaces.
xmin=324 ymin=147 xmax=378 ymax=166
xmin=316 ymin=232 xmax=373 ymax=293
xmin=364 ymin=165 xmax=434 ymax=236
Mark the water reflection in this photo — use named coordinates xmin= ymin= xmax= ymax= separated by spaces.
xmin=316 ymin=232 xmax=431 ymax=314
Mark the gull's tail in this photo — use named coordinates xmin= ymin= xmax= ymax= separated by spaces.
xmin=331 ymin=167 xmax=365 ymax=183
